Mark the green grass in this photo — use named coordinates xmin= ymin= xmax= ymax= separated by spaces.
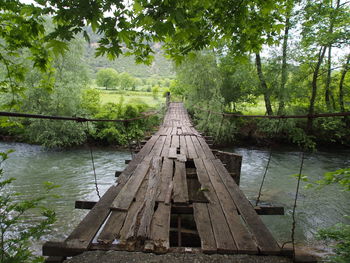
xmin=99 ymin=90 xmax=165 ymax=108
xmin=239 ymin=97 xmax=267 ymax=115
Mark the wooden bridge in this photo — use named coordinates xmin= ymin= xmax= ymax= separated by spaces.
xmin=43 ymin=102 xmax=290 ymax=262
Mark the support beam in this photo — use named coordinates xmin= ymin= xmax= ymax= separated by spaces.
xmin=212 ymin=150 xmax=242 ymax=185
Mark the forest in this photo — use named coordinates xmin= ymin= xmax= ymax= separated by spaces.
xmin=1 ymin=0 xmax=349 ymax=150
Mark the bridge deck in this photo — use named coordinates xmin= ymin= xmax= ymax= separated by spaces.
xmin=43 ymin=102 xmax=283 ymax=260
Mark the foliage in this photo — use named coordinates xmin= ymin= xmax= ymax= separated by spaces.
xmin=0 ymin=150 xmax=58 ymax=263
xmin=314 ymin=167 xmax=350 ymax=263
xmin=96 ymin=68 xmax=119 ymax=90
xmin=317 ymin=168 xmax=350 ymax=191
xmin=92 ymin=99 xmax=159 ymax=145
xmin=81 ymin=88 xmax=101 ymax=115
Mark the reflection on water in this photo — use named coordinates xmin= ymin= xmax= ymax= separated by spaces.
xmin=0 ymin=141 xmax=349 ymax=252
xmin=230 ymin=146 xmax=350 ymax=245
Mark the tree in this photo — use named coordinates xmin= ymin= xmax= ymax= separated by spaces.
xmin=119 ymin=72 xmax=135 ymax=90
xmin=255 ymin=53 xmax=274 ymax=115
xmin=301 ymin=0 xmax=350 ymax=130
xmin=96 ymin=68 xmax=119 ymax=90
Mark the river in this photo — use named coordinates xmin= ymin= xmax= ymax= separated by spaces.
xmin=0 ymin=142 xmax=349 ymax=254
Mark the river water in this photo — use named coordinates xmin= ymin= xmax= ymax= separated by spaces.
xmin=0 ymin=142 xmax=349 ymax=253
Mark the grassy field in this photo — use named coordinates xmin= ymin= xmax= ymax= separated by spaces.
xmin=99 ymin=90 xmax=165 ymax=108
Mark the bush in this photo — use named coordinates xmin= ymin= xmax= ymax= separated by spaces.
xmin=0 ymin=150 xmax=58 ymax=263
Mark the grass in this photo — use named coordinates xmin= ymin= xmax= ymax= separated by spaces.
xmin=99 ymin=90 xmax=165 ymax=108
xmin=238 ymin=97 xmax=267 ymax=115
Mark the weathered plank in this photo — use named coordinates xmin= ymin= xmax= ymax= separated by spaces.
xmin=212 ymin=159 xmax=280 ymax=254
xmin=156 ymin=158 xmax=174 ymax=202
xmin=185 ymin=135 xmax=198 ymax=159
xmin=149 ymin=135 xmax=167 ymax=157
xmin=191 ymin=136 xmax=207 ymax=160
xmin=118 ymin=174 xmax=149 ymax=249
xmin=197 ymin=136 xmax=216 ymax=159
xmin=193 ymin=203 xmax=217 ymax=254
xmin=149 ymin=203 xmax=171 ymax=253
xmin=171 ymin=135 xmax=180 ymax=148
xmin=137 ymin=157 xmax=163 ymax=239
xmin=172 ymin=161 xmax=189 ymax=204
xmin=203 ymin=160 xmax=258 ymax=254
xmin=161 ymin=135 xmax=172 ymax=157
xmin=168 ymin=147 xmax=177 ymax=159
xmin=179 ymin=135 xmax=188 ymax=156
xmin=110 ymin=161 xmax=150 ymax=211
xmin=194 ymin=158 xmax=237 ymax=253
xmin=97 ymin=211 xmax=127 ymax=244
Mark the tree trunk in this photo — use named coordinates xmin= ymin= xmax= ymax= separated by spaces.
xmin=277 ymin=10 xmax=291 ymax=115
xmin=255 ymin=53 xmax=273 ymax=115
xmin=307 ymin=46 xmax=327 ymax=132
xmin=325 ymin=45 xmax=332 ymax=110
xmin=339 ymin=54 xmax=350 ymax=112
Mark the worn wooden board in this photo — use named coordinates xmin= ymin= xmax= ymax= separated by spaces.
xmin=118 ymin=175 xmax=149 ymax=247
xmin=97 ymin=211 xmax=127 ymax=244
xmin=149 ymin=203 xmax=171 ymax=253
xmin=212 ymin=159 xmax=280 ymax=254
xmin=156 ymin=158 xmax=174 ymax=203
xmin=172 ymin=161 xmax=189 ymax=204
xmin=161 ymin=135 xmax=172 ymax=157
xmin=110 ymin=161 xmax=150 ymax=211
xmin=137 ymin=157 xmax=162 ymax=240
xmin=203 ymin=160 xmax=258 ymax=254
xmin=194 ymin=158 xmax=237 ymax=253
xmin=168 ymin=147 xmax=177 ymax=159
xmin=191 ymin=136 xmax=207 ymax=160
xmin=179 ymin=135 xmax=188 ymax=156
xmin=193 ymin=203 xmax=217 ymax=254
xmin=185 ymin=136 xmax=198 ymax=159
xmin=171 ymin=135 xmax=180 ymax=148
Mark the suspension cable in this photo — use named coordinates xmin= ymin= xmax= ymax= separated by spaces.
xmin=291 ymin=151 xmax=305 ymax=260
xmin=255 ymin=118 xmax=282 ymax=206
xmin=85 ymin=122 xmax=101 ymax=199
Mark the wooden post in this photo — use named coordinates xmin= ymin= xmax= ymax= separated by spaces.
xmin=212 ymin=150 xmax=242 ymax=185
xmin=166 ymin=92 xmax=171 ymax=108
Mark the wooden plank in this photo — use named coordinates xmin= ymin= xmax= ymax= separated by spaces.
xmin=193 ymin=203 xmax=217 ymax=254
xmin=172 ymin=161 xmax=189 ymax=204
xmin=149 ymin=203 xmax=171 ymax=253
xmin=121 ymin=134 xmax=159 ymax=178
xmin=75 ymin=200 xmax=96 ymax=210
xmin=168 ymin=147 xmax=177 ymax=159
xmin=58 ymin=183 xmax=123 ymax=252
xmin=118 ymin=174 xmax=149 ymax=249
xmin=191 ymin=136 xmax=207 ymax=160
xmin=149 ymin=135 xmax=166 ymax=157
xmin=110 ymin=160 xmax=150 ymax=211
xmin=156 ymin=158 xmax=174 ymax=202
xmin=177 ymin=154 xmax=187 ymax=163
xmin=161 ymin=135 xmax=172 ymax=157
xmin=203 ymin=160 xmax=258 ymax=254
xmin=171 ymin=135 xmax=180 ymax=148
xmin=97 ymin=211 xmax=127 ymax=244
xmin=212 ymin=159 xmax=280 ymax=254
xmin=179 ymin=135 xmax=188 ymax=156
xmin=193 ymin=158 xmax=236 ymax=253
xmin=197 ymin=136 xmax=216 ymax=159
xmin=185 ymin=135 xmax=198 ymax=159
xmin=137 ymin=157 xmax=162 ymax=239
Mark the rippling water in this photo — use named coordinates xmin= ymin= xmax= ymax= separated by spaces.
xmin=0 ymin=142 xmax=349 ymax=254
xmin=231 ymin=146 xmax=350 ymax=246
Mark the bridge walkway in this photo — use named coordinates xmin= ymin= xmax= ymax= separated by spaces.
xmin=43 ymin=102 xmax=284 ymax=261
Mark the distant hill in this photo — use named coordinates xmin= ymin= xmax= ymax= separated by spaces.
xmin=83 ymin=27 xmax=175 ymax=79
